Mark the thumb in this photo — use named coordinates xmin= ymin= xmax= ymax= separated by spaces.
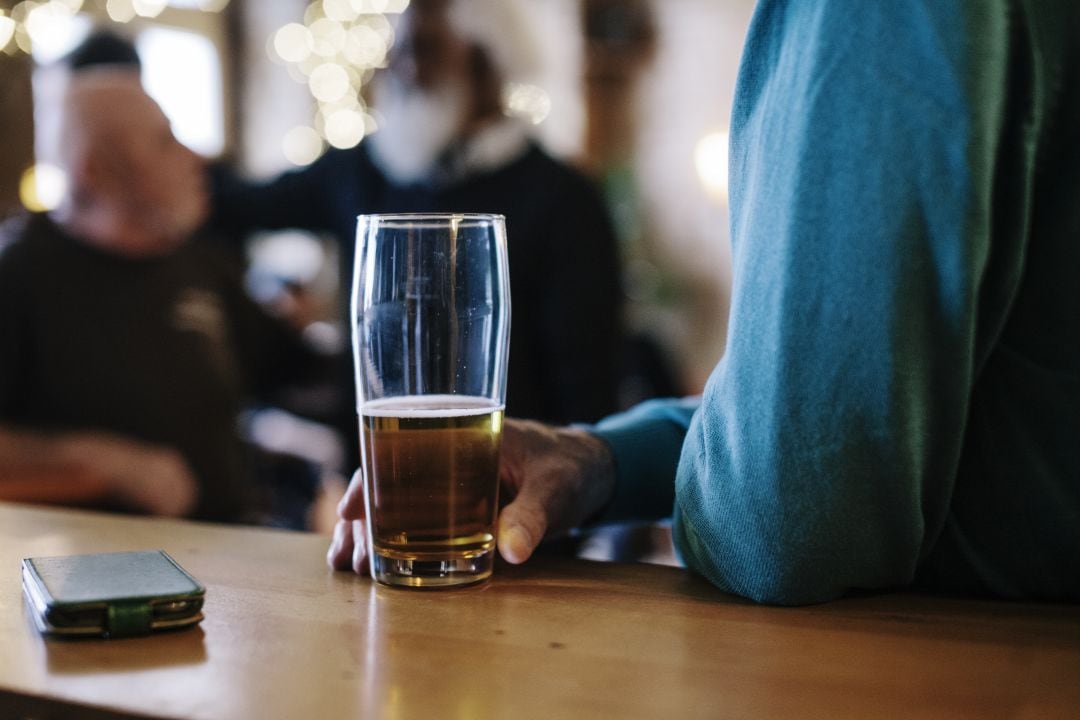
xmin=496 ymin=488 xmax=553 ymax=565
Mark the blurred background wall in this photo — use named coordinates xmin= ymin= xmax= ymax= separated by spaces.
xmin=0 ymin=0 xmax=754 ymax=396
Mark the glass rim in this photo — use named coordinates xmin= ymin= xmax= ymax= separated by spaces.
xmin=356 ymin=212 xmax=505 ymax=229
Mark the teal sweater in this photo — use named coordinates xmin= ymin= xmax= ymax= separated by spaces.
xmin=593 ymin=0 xmax=1080 ymax=604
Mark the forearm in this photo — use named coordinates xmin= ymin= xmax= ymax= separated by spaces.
xmin=670 ymin=0 xmax=996 ymax=604
xmin=0 ymin=427 xmax=116 ymax=505
xmin=589 ymin=397 xmax=698 ymax=525
xmin=209 ymin=156 xmax=336 ymax=239
xmin=0 ymin=468 xmax=114 ymax=506
xmin=0 ymin=427 xmax=196 ymax=516
xmin=670 ymin=366 xmax=955 ymax=605
xmin=0 ymin=426 xmax=90 ymax=466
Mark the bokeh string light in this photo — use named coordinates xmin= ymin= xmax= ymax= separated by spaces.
xmin=3 ymin=1 xmax=78 ymax=55
xmin=5 ymin=0 xmax=553 ymax=178
xmin=694 ymin=130 xmax=729 ymax=205
xmin=4 ymin=0 xmax=232 ymax=213
xmin=268 ymin=0 xmax=552 ymax=166
xmin=269 ymin=0 xmax=407 ymax=164
xmin=0 ymin=0 xmax=232 ymax=55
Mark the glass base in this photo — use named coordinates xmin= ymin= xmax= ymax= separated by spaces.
xmin=371 ymin=550 xmax=494 ymax=588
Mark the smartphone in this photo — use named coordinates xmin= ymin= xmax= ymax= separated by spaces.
xmin=22 ymin=550 xmax=205 ymax=638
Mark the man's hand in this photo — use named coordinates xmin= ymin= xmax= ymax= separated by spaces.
xmin=495 ymin=419 xmax=615 ymax=564
xmin=326 ymin=469 xmax=367 ymax=574
xmin=326 ymin=418 xmax=616 ymax=573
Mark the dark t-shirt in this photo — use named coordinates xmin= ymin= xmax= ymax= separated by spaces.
xmin=0 ymin=213 xmax=311 ymax=521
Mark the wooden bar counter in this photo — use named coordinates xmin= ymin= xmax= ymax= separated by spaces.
xmin=1 ymin=501 xmax=1078 ymax=719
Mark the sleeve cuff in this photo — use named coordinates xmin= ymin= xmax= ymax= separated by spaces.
xmin=587 ymin=397 xmax=698 ymax=525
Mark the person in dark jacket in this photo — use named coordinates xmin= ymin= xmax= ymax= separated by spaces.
xmin=212 ymin=0 xmax=625 ymax=461
xmin=0 ymin=71 xmax=321 ymax=524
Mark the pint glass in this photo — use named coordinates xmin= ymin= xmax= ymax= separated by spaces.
xmin=352 ymin=214 xmax=510 ymax=587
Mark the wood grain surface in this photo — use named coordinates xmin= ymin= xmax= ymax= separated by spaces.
xmin=1 ymin=501 xmax=1078 ymax=720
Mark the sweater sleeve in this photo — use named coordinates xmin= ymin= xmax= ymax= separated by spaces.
xmin=590 ymin=396 xmax=699 ymax=525
xmin=670 ymin=2 xmax=1007 ymax=604
xmin=209 ymin=150 xmax=344 ymax=242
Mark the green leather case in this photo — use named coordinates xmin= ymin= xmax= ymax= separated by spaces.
xmin=21 ymin=550 xmax=205 ymax=638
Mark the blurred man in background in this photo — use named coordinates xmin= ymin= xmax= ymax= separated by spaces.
xmin=0 ymin=70 xmax=323 ymax=525
xmin=212 ymin=0 xmax=625 ymax=466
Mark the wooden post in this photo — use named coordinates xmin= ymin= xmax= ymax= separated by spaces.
xmin=0 ymin=51 xmax=34 ymax=219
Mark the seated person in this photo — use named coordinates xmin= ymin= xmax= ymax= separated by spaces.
xmin=332 ymin=1 xmax=1080 ymax=604
xmin=0 ymin=70 xmax=324 ymax=525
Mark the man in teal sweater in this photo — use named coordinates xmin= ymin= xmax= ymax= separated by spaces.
xmin=330 ymin=1 xmax=1079 ymax=604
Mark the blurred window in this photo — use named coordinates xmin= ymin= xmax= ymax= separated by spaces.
xmin=137 ymin=26 xmax=224 ymax=156
xmin=30 ymin=9 xmax=227 ymax=160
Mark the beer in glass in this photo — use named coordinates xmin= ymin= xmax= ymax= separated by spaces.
xmin=352 ymin=214 xmax=510 ymax=587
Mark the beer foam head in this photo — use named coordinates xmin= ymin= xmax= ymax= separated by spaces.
xmin=361 ymin=394 xmax=503 ymax=417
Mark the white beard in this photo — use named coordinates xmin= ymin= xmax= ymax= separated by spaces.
xmin=367 ymin=78 xmax=469 ymax=185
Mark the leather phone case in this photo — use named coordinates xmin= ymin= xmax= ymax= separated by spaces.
xmin=22 ymin=550 xmax=205 ymax=638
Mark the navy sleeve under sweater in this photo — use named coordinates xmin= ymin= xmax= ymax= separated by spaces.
xmin=593 ymin=0 xmax=1080 ymax=605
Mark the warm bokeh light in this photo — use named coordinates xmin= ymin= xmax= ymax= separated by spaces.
xmin=274 ymin=22 xmax=312 ymax=64
xmin=24 ymin=0 xmax=84 ymax=62
xmin=282 ymin=125 xmax=324 ymax=166
xmin=308 ymin=62 xmax=350 ymax=102
xmin=364 ymin=13 xmax=394 ymax=43
xmin=318 ymin=93 xmax=361 ymax=115
xmin=362 ymin=110 xmax=378 ymax=134
xmin=105 ymin=0 xmax=137 ymax=23
xmin=309 ymin=17 xmax=345 ymax=58
xmin=8 ymin=2 xmax=30 ymax=23
xmin=269 ymin=0 xmax=409 ymax=161
xmin=25 ymin=3 xmax=72 ymax=43
xmin=14 ymin=21 xmax=32 ymax=53
xmin=504 ymin=82 xmax=551 ymax=125
xmin=297 ymin=53 xmax=324 ymax=77
xmin=323 ymin=0 xmax=358 ymax=23
xmin=0 ymin=15 xmax=17 ymax=51
xmin=133 ymin=0 xmax=167 ymax=18
xmin=165 ymin=0 xmax=226 ymax=7
xmin=353 ymin=0 xmax=410 ymax=12
xmin=1 ymin=0 xmax=226 ymax=57
xmin=19 ymin=163 xmax=67 ymax=213
xmin=342 ymin=23 xmax=385 ymax=67
xmin=351 ymin=0 xmax=389 ymax=12
xmin=7 ymin=3 xmax=30 ymax=38
xmin=695 ymin=130 xmax=730 ymax=204
xmin=138 ymin=25 xmax=225 ymax=157
xmin=323 ymin=107 xmax=365 ymax=148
